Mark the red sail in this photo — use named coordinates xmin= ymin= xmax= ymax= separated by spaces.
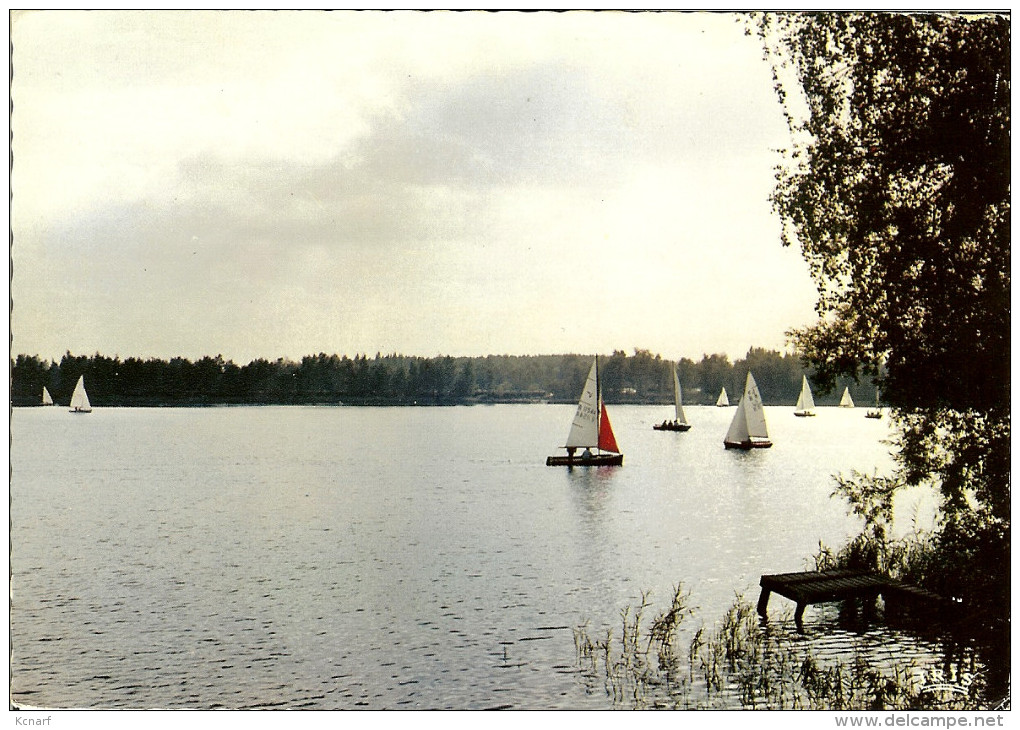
xmin=598 ymin=398 xmax=620 ymax=454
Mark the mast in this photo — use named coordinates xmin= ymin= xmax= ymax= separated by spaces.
xmin=595 ymin=355 xmax=601 ymax=455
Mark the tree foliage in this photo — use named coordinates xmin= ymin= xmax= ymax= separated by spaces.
xmin=753 ymin=11 xmax=1009 ymax=647
xmin=755 ymin=12 xmax=1008 ymax=413
xmin=10 ymin=347 xmax=863 ymax=408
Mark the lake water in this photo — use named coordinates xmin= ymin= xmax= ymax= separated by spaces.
xmin=10 ymin=404 xmax=956 ymax=709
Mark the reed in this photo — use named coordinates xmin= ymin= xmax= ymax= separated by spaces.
xmin=574 ymin=586 xmax=989 ymax=710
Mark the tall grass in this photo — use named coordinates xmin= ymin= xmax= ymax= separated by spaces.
xmin=574 ymin=584 xmax=992 ymax=710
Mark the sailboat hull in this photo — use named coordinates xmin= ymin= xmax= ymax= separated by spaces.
xmin=793 ymin=411 xmax=816 ymax=417
xmin=865 ymin=411 xmax=882 ymax=419
xmin=724 ymin=439 xmax=772 ymax=450
xmin=546 ymin=453 xmax=623 ymax=467
xmin=653 ymin=422 xmax=692 ymax=432
xmin=69 ymin=408 xmax=92 ymax=414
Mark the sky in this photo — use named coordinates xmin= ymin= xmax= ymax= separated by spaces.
xmin=10 ymin=10 xmax=820 ymax=365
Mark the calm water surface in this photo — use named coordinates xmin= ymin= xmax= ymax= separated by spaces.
xmin=11 ymin=404 xmax=949 ymax=709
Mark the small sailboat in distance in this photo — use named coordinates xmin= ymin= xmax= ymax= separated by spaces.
xmin=793 ymin=375 xmax=816 ymax=417
xmin=716 ymin=387 xmax=730 ymax=407
xmin=866 ymin=387 xmax=882 ymax=419
xmin=839 ymin=387 xmax=855 ymax=408
xmin=654 ymin=366 xmax=692 ymax=432
xmin=724 ymin=371 xmax=772 ymax=449
xmin=547 ymin=358 xmax=623 ymax=466
xmin=41 ymin=386 xmax=54 ymax=406
xmin=69 ymin=375 xmax=92 ymax=413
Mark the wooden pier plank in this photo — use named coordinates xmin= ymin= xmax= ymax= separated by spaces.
xmin=757 ymin=570 xmax=948 ymax=630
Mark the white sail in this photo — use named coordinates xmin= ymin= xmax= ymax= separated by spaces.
xmin=673 ymin=368 xmax=688 ymax=424
xmin=743 ymin=372 xmax=769 ymax=438
xmin=724 ymin=372 xmax=771 ymax=448
xmin=795 ymin=375 xmax=815 ymax=413
xmin=839 ymin=387 xmax=855 ymax=408
xmin=565 ymin=361 xmax=599 ymax=448
xmin=724 ymin=396 xmax=749 ymax=443
xmin=41 ymin=386 xmax=53 ymax=405
xmin=716 ymin=387 xmax=729 ymax=407
xmin=69 ymin=376 xmax=92 ymax=412
xmin=725 ymin=371 xmax=770 ymax=443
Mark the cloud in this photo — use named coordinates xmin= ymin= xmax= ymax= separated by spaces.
xmin=11 ymin=11 xmax=817 ymax=362
xmin=25 ymin=57 xmax=636 ymax=255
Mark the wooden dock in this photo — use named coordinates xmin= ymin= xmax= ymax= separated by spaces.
xmin=757 ymin=569 xmax=950 ymax=629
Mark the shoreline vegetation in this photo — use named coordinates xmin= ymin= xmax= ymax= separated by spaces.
xmin=11 ymin=347 xmax=880 ymax=409
xmin=573 ymin=581 xmax=1006 ymax=711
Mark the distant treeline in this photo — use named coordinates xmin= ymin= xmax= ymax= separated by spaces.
xmin=11 ymin=348 xmax=879 ymax=408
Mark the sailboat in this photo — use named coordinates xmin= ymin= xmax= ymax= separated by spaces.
xmin=716 ymin=387 xmax=730 ymax=407
xmin=68 ymin=375 xmax=92 ymax=413
xmin=547 ymin=358 xmax=623 ymax=466
xmin=839 ymin=387 xmax=855 ymax=408
xmin=793 ymin=375 xmax=816 ymax=417
xmin=724 ymin=371 xmax=772 ymax=449
xmin=41 ymin=386 xmax=54 ymax=406
xmin=654 ymin=367 xmax=692 ymax=432
xmin=866 ymin=388 xmax=882 ymax=419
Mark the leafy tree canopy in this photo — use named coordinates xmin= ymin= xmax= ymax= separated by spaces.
xmin=754 ymin=11 xmax=1008 ymax=412
xmin=752 ymin=11 xmax=1009 ymax=645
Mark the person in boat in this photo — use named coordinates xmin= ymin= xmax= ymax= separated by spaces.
xmin=567 ymin=447 xmax=576 ymax=461
xmin=582 ymin=448 xmax=592 ymax=460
